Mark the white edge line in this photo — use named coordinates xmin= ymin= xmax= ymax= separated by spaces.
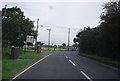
xmin=80 ymin=71 xmax=93 ymax=81
xmin=11 ymin=54 xmax=51 ymax=80
xmin=69 ymin=60 xmax=76 ymax=66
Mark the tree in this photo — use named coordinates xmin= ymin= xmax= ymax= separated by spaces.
xmin=62 ymin=43 xmax=66 ymax=47
xmin=2 ymin=7 xmax=35 ymax=47
xmin=74 ymin=1 xmax=120 ymax=59
xmin=100 ymin=1 xmax=120 ymax=58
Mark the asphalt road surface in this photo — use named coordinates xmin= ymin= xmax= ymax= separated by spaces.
xmin=12 ymin=51 xmax=119 ymax=81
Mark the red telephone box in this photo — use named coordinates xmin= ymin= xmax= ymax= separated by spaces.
xmin=37 ymin=42 xmax=41 ymax=53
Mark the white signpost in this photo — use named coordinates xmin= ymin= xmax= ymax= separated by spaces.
xmin=26 ymin=35 xmax=34 ymax=43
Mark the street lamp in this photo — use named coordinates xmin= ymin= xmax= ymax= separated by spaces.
xmin=47 ymin=29 xmax=51 ymax=50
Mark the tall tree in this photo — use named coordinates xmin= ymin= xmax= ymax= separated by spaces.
xmin=100 ymin=1 xmax=120 ymax=58
xmin=2 ymin=7 xmax=35 ymax=47
xmin=62 ymin=43 xmax=66 ymax=47
xmin=74 ymin=1 xmax=120 ymax=59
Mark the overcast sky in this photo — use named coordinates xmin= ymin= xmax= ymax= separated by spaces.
xmin=1 ymin=0 xmax=110 ymax=45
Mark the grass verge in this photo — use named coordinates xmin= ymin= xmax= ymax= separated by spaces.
xmin=2 ymin=51 xmax=43 ymax=79
xmin=0 ymin=61 xmax=2 ymax=80
xmin=79 ymin=53 xmax=119 ymax=68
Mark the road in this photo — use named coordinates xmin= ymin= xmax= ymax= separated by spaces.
xmin=12 ymin=51 xmax=119 ymax=81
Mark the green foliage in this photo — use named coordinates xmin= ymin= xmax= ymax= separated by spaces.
xmin=2 ymin=51 xmax=42 ymax=79
xmin=99 ymin=1 xmax=120 ymax=58
xmin=62 ymin=43 xmax=66 ymax=46
xmin=74 ymin=1 xmax=120 ymax=60
xmin=2 ymin=47 xmax=11 ymax=59
xmin=18 ymin=51 xmax=43 ymax=59
xmin=0 ymin=60 xmax=2 ymax=79
xmin=2 ymin=47 xmax=23 ymax=59
xmin=3 ymin=59 xmax=32 ymax=79
xmin=2 ymin=7 xmax=35 ymax=47
xmin=79 ymin=53 xmax=119 ymax=68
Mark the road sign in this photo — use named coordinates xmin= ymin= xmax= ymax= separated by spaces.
xmin=26 ymin=35 xmax=34 ymax=43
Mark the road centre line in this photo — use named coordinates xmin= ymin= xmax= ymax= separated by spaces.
xmin=64 ymin=54 xmax=68 ymax=59
xmin=69 ymin=59 xmax=76 ymax=66
xmin=65 ymin=56 xmax=68 ymax=59
xmin=80 ymin=71 xmax=93 ymax=81
xmin=11 ymin=54 xmax=51 ymax=80
xmin=64 ymin=54 xmax=92 ymax=81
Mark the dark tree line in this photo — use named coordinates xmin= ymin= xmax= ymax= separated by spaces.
xmin=74 ymin=1 xmax=120 ymax=60
xmin=2 ymin=7 xmax=35 ymax=47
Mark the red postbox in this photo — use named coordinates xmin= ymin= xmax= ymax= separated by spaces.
xmin=37 ymin=42 xmax=41 ymax=53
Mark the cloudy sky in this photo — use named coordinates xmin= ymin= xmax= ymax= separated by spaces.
xmin=1 ymin=0 xmax=110 ymax=45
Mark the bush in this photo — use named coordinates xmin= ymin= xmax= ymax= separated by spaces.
xmin=2 ymin=47 xmax=11 ymax=59
xmin=2 ymin=47 xmax=23 ymax=59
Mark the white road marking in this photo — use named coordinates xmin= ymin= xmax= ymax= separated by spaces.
xmin=69 ymin=59 xmax=76 ymax=66
xmin=11 ymin=54 xmax=51 ymax=80
xmin=65 ymin=56 xmax=68 ymax=59
xmin=80 ymin=71 xmax=93 ymax=81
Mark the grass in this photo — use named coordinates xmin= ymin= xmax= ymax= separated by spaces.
xmin=41 ymin=46 xmax=77 ymax=51
xmin=79 ymin=53 xmax=119 ymax=68
xmin=2 ymin=50 xmax=43 ymax=79
xmin=0 ymin=61 xmax=2 ymax=80
xmin=2 ymin=48 xmax=11 ymax=59
xmin=3 ymin=59 xmax=32 ymax=79
xmin=18 ymin=51 xmax=42 ymax=59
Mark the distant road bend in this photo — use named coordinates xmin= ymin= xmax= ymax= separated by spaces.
xmin=11 ymin=51 xmax=119 ymax=81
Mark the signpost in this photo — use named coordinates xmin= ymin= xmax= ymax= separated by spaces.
xmin=26 ymin=35 xmax=34 ymax=43
xmin=25 ymin=35 xmax=34 ymax=52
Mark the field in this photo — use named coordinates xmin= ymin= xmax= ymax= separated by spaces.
xmin=41 ymin=46 xmax=78 ymax=51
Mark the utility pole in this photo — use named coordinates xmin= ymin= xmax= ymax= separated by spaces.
xmin=3 ymin=5 xmax=7 ymax=18
xmin=4 ymin=5 xmax=7 ymax=16
xmin=47 ymin=29 xmax=51 ymax=50
xmin=35 ymin=19 xmax=39 ymax=52
xmin=68 ymin=28 xmax=70 ymax=51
